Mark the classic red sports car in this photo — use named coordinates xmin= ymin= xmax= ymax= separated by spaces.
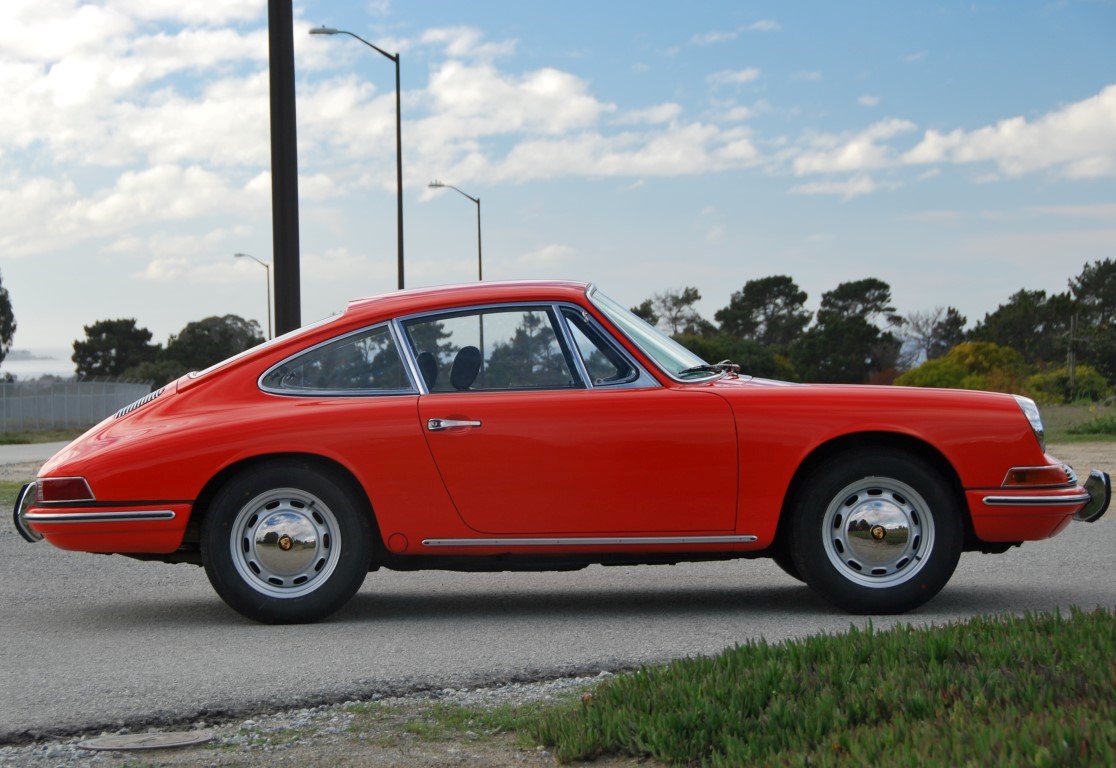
xmin=14 ymin=281 xmax=1111 ymax=623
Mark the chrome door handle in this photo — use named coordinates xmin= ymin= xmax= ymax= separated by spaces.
xmin=427 ymin=418 xmax=482 ymax=431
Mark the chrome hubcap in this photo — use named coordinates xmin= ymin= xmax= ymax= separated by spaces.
xmin=822 ymin=477 xmax=935 ymax=588
xmin=230 ymin=488 xmax=341 ymax=598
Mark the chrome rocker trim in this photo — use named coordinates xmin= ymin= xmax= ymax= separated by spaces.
xmin=23 ymin=510 xmax=177 ymax=524
xmin=981 ymin=492 xmax=1091 ymax=507
xmin=422 ymin=535 xmax=758 ymax=547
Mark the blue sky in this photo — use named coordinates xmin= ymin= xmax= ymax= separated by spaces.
xmin=2 ymin=1 xmax=1115 ymax=369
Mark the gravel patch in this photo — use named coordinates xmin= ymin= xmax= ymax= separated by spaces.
xmin=0 ymin=674 xmax=636 ymax=767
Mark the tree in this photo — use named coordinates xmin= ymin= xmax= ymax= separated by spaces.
xmin=647 ymin=287 xmax=713 ymax=336
xmin=0 ymin=269 xmax=14 ymax=367
xmin=791 ymin=278 xmax=902 ymax=383
xmin=484 ymin=311 xmax=570 ymax=388
xmin=630 ymin=299 xmax=659 ymax=327
xmin=714 ymin=275 xmax=811 ymax=349
xmin=900 ymin=306 xmax=967 ymax=369
xmin=969 ymin=289 xmax=1072 ymax=367
xmin=165 ymin=315 xmax=265 ymax=371
xmin=72 ymin=319 xmax=159 ymax=378
xmin=675 ymin=332 xmax=795 ymax=380
xmin=1069 ymin=258 xmax=1116 ymax=383
xmin=816 ymin=277 xmax=901 ymax=327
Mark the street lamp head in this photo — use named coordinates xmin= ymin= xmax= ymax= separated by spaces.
xmin=428 ymin=180 xmax=445 ymax=189
xmin=309 ymin=26 xmax=340 ymax=35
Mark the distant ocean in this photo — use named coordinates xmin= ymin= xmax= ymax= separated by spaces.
xmin=1 ymin=349 xmax=76 ymax=380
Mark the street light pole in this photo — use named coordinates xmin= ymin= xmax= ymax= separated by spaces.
xmin=234 ymin=253 xmax=273 ymax=339
xmin=428 ymin=181 xmax=482 ymax=281
xmin=310 ymin=25 xmax=404 ymax=290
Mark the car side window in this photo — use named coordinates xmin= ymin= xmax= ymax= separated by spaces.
xmin=261 ymin=324 xmax=412 ymax=394
xmin=561 ymin=308 xmax=638 ymax=386
xmin=403 ymin=307 xmax=581 ymax=392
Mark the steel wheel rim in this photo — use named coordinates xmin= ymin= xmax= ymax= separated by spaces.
xmin=229 ymin=488 xmax=341 ymax=599
xmin=821 ymin=476 xmax=935 ymax=589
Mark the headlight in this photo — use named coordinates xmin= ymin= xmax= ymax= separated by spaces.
xmin=1013 ymin=395 xmax=1045 ymax=452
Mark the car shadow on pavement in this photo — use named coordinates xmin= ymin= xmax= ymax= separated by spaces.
xmin=339 ymin=583 xmax=832 ymax=624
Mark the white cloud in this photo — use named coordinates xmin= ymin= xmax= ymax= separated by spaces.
xmin=518 ymin=244 xmax=574 ymax=266
xmin=420 ymin=27 xmax=517 ymax=60
xmin=794 ymin=118 xmax=917 ymax=175
xmin=902 ymin=85 xmax=1116 ymax=179
xmin=691 ymin=20 xmax=780 ymax=45
xmin=858 ymin=95 xmax=880 ymax=107
xmin=422 ymin=61 xmax=612 ymax=138
xmin=1029 ymin=203 xmax=1116 ymax=220
xmin=707 ymin=68 xmax=762 ymax=87
xmin=789 ymin=176 xmax=881 ymax=199
xmin=614 ymin=103 xmax=683 ymax=125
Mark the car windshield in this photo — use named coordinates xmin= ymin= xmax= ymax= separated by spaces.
xmin=588 ymin=287 xmax=718 ymax=381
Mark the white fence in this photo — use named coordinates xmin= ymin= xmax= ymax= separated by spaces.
xmin=0 ymin=380 xmax=154 ymax=432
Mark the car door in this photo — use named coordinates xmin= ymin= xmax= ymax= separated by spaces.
xmin=403 ymin=304 xmax=738 ymax=536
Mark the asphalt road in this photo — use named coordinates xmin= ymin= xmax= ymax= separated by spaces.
xmin=2 ymin=444 xmax=1114 ymax=743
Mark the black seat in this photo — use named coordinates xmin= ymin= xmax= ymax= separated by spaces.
xmin=416 ymin=351 xmax=438 ymax=390
xmin=449 ymin=346 xmax=482 ymax=390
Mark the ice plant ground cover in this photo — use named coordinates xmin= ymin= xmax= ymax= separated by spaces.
xmin=523 ymin=608 xmax=1116 ymax=766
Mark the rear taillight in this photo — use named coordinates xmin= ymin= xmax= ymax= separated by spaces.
xmin=37 ymin=477 xmax=96 ymax=503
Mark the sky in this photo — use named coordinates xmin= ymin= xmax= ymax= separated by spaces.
xmin=2 ymin=0 xmax=1115 ymax=374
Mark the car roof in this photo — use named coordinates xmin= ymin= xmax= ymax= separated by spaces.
xmin=342 ymin=279 xmax=593 ymax=322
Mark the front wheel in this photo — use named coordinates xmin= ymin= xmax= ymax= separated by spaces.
xmin=788 ymin=450 xmax=962 ymax=614
xmin=201 ymin=461 xmax=372 ymax=624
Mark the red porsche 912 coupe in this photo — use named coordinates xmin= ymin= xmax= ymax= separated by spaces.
xmin=14 ymin=281 xmax=1110 ymax=623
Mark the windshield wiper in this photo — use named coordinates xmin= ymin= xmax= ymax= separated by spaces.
xmin=677 ymin=359 xmax=740 ymax=376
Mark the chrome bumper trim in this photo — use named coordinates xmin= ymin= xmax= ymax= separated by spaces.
xmin=13 ymin=483 xmax=41 ymax=543
xmin=1075 ymin=470 xmax=1111 ymax=523
xmin=422 ymin=534 xmax=758 ymax=547
xmin=22 ymin=510 xmax=177 ymax=524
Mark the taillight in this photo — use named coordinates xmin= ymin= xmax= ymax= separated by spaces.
xmin=37 ymin=477 xmax=96 ymax=503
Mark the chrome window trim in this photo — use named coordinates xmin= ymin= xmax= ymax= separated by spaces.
xmin=397 ymin=300 xmax=660 ymax=394
xmin=557 ymin=305 xmax=657 ymax=390
xmin=24 ymin=510 xmax=177 ymax=523
xmin=258 ymin=321 xmax=419 ymax=397
xmin=586 ymin=286 xmax=723 ymax=384
xmin=400 ymin=301 xmax=578 ymax=392
xmin=422 ymin=534 xmax=758 ymax=547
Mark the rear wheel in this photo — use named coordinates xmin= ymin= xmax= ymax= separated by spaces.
xmin=201 ymin=461 xmax=372 ymax=624
xmin=788 ymin=449 xmax=962 ymax=614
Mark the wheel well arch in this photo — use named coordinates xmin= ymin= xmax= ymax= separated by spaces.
xmin=187 ymin=452 xmax=384 ymax=551
xmin=773 ymin=431 xmax=973 ymax=547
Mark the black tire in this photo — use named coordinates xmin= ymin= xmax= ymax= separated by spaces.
xmin=770 ymin=542 xmax=803 ymax=582
xmin=788 ymin=449 xmax=962 ymax=614
xmin=201 ymin=460 xmax=372 ymax=624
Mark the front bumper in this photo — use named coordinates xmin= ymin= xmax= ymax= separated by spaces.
xmin=1076 ymin=469 xmax=1111 ymax=523
xmin=13 ymin=483 xmax=41 ymax=543
xmin=971 ymin=468 xmax=1110 ymax=541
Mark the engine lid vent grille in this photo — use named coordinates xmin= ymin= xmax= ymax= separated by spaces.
xmin=114 ymin=387 xmax=166 ymax=419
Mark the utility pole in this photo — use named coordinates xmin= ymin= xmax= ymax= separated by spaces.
xmin=268 ymin=0 xmax=302 ymax=334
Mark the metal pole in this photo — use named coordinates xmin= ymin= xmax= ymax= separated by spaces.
xmin=394 ymin=57 xmax=404 ymax=289
xmin=310 ymin=27 xmax=404 ymax=289
xmin=268 ymin=0 xmax=302 ymax=334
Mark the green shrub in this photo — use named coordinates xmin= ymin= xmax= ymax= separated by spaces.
xmin=1068 ymin=412 xmax=1116 ymax=436
xmin=1026 ymin=365 xmax=1111 ymax=405
xmin=524 ymin=609 xmax=1116 ymax=766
